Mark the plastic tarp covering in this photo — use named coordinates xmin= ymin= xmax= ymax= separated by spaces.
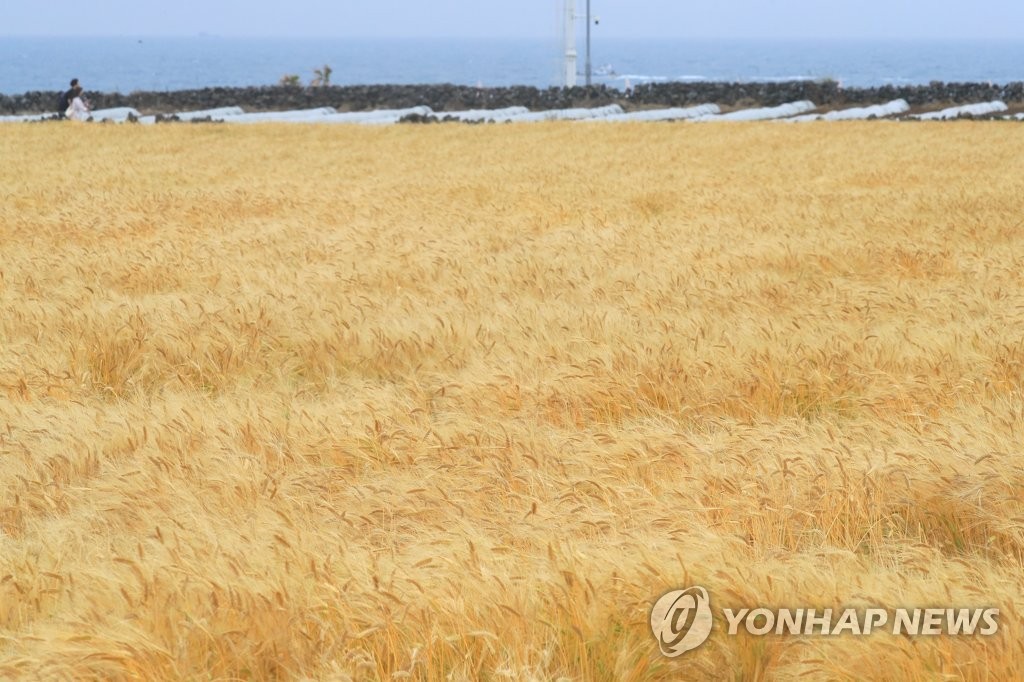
xmin=598 ymin=104 xmax=721 ymax=122
xmin=0 ymin=113 xmax=52 ymax=123
xmin=696 ymin=101 xmax=816 ymax=121
xmin=784 ymin=113 xmax=824 ymax=123
xmin=786 ymin=99 xmax=909 ymax=122
xmin=1 ymin=107 xmax=140 ymax=123
xmin=138 ymin=106 xmax=246 ymax=124
xmin=502 ymin=104 xmax=624 ymax=122
xmin=0 ymin=110 xmax=135 ymax=122
xmin=439 ymin=106 xmax=530 ymax=122
xmin=321 ymin=106 xmax=434 ymax=124
xmin=81 ymin=107 xmax=140 ymax=122
xmin=914 ymin=101 xmax=1008 ymax=120
xmin=215 ymin=107 xmax=337 ymax=123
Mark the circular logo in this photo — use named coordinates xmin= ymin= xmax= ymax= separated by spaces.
xmin=650 ymin=587 xmax=714 ymax=657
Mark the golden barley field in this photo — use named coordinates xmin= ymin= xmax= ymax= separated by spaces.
xmin=1 ymin=120 xmax=1023 ymax=681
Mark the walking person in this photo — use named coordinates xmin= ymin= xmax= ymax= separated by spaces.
xmin=65 ymin=84 xmax=91 ymax=121
xmin=57 ymin=78 xmax=79 ymax=119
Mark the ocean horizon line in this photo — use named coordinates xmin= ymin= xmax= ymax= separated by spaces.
xmin=4 ymin=35 xmax=1024 ymax=43
xmin=4 ymin=36 xmax=1024 ymax=95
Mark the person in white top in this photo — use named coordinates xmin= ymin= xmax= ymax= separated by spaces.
xmin=65 ymin=85 xmax=91 ymax=121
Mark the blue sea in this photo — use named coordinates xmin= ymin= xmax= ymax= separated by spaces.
xmin=2 ymin=36 xmax=1024 ymax=95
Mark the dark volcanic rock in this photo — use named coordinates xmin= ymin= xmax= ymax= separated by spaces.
xmin=397 ymin=113 xmax=437 ymax=124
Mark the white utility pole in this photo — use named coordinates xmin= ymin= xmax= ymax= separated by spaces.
xmin=563 ymin=0 xmax=577 ymax=88
xmin=585 ymin=0 xmax=592 ymax=86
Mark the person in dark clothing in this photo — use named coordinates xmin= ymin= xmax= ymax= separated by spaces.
xmin=57 ymin=78 xmax=79 ymax=119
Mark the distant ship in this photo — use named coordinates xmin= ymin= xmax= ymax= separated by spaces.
xmin=580 ymin=64 xmax=617 ymax=78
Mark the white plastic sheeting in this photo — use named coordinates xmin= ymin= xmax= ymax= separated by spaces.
xmin=695 ymin=101 xmax=816 ymax=121
xmin=438 ymin=106 xmax=530 ymax=122
xmin=785 ymin=113 xmax=824 ymax=123
xmin=0 ymin=113 xmax=52 ymax=122
xmin=213 ymin=107 xmax=337 ymax=123
xmin=598 ymin=104 xmax=721 ymax=122
xmin=321 ymin=106 xmax=433 ymax=124
xmin=137 ymin=106 xmax=246 ymax=124
xmin=501 ymin=104 xmax=625 ymax=122
xmin=824 ymin=99 xmax=909 ymax=120
xmin=786 ymin=99 xmax=909 ymax=122
xmin=0 ymin=108 xmax=140 ymax=123
xmin=89 ymin=107 xmax=142 ymax=122
xmin=914 ymin=101 xmax=1008 ymax=120
xmin=11 ymin=100 xmax=1016 ymax=125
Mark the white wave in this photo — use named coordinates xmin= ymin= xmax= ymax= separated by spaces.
xmin=746 ymin=75 xmax=817 ymax=83
xmin=614 ymin=74 xmax=669 ymax=82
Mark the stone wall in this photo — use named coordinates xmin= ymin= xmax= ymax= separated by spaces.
xmin=4 ymin=81 xmax=1024 ymax=116
xmin=630 ymin=81 xmax=1024 ymax=107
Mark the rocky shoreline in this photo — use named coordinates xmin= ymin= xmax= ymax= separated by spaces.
xmin=4 ymin=80 xmax=1024 ymax=116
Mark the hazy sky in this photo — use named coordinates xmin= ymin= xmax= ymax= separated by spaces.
xmin=3 ymin=0 xmax=1024 ymax=40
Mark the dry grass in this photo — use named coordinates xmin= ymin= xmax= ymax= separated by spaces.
xmin=0 ymin=120 xmax=1023 ymax=680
